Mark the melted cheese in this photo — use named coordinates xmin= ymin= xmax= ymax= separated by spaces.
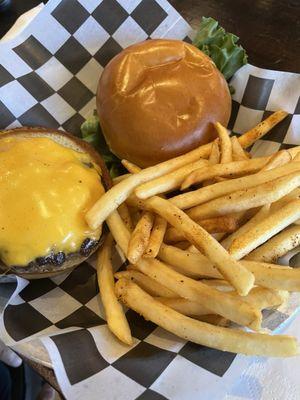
xmin=0 ymin=136 xmax=104 ymax=266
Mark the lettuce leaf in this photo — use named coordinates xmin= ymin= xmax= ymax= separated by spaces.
xmin=193 ymin=17 xmax=247 ymax=80
xmin=80 ymin=112 xmax=124 ymax=178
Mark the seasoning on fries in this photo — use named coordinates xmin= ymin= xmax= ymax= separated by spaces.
xmin=132 ymin=258 xmax=260 ymax=329
xmin=246 ymin=225 xmax=300 ymax=263
xmin=229 ymin=199 xmax=300 ymax=260
xmin=144 ymin=215 xmax=167 ymax=258
xmin=237 ymin=110 xmax=288 ymax=148
xmin=187 ymin=172 xmax=300 ymax=220
xmin=215 ymin=122 xmax=232 ymax=163
xmin=97 ymin=234 xmax=132 ymax=345
xmin=115 ymin=270 xmax=176 ymax=298
xmin=181 ymin=157 xmax=269 ymax=190
xmin=115 ymin=279 xmax=297 ymax=357
xmin=145 ymin=196 xmax=255 ymax=296
xmin=90 ymin=112 xmax=300 ymax=358
xmin=170 ymin=161 xmax=300 ymax=210
xmin=231 ymin=135 xmax=249 ymax=161
xmin=165 ymin=215 xmax=240 ymax=243
xmin=127 ymin=210 xmax=154 ymax=264
xmin=208 ymin=140 xmax=220 ymax=165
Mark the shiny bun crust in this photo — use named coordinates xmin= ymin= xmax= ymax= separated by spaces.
xmin=0 ymin=127 xmax=111 ymax=279
xmin=97 ymin=39 xmax=231 ymax=167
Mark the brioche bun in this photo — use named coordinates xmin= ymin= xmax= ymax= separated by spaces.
xmin=97 ymin=39 xmax=231 ymax=167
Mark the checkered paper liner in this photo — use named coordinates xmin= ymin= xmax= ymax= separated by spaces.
xmin=0 ymin=0 xmax=300 ymax=399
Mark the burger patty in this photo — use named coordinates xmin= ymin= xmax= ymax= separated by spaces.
xmin=6 ymin=237 xmax=101 ymax=275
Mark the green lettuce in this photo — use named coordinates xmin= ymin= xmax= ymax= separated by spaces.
xmin=193 ymin=17 xmax=247 ymax=80
xmin=80 ymin=112 xmax=124 ymax=178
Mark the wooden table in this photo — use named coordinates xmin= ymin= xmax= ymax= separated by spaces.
xmin=1 ymin=0 xmax=299 ymax=396
xmin=171 ymin=0 xmax=300 ymax=73
xmin=1 ymin=0 xmax=299 ymax=73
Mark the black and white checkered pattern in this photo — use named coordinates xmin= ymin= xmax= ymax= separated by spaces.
xmin=229 ymin=65 xmax=300 ymax=156
xmin=0 ymin=0 xmax=300 ymax=399
xmin=1 ymin=251 xmax=296 ymax=400
xmin=0 ymin=0 xmax=191 ymax=136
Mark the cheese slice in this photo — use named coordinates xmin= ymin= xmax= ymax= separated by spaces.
xmin=0 ymin=136 xmax=104 ymax=266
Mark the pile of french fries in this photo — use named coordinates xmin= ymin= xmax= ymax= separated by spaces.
xmin=92 ymin=110 xmax=300 ymax=356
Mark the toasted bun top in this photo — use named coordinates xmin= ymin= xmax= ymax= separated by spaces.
xmin=97 ymin=39 xmax=231 ymax=167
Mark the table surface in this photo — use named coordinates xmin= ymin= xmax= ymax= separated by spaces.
xmin=0 ymin=0 xmax=299 ymax=73
xmin=1 ymin=0 xmax=299 ymax=397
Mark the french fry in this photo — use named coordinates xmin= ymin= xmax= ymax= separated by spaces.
xmin=121 ymin=159 xmax=142 ymax=174
xmin=197 ymin=315 xmax=230 ymax=326
xmin=291 ymin=150 xmax=300 ymax=161
xmin=130 ymin=208 xmax=143 ymax=227
xmin=106 ymin=206 xmax=300 ymax=354
xmin=86 ymin=143 xmax=213 ymax=229
xmin=187 ymin=172 xmax=300 ymax=221
xmin=106 ymin=210 xmax=131 ymax=255
xmin=215 ymin=122 xmax=232 ymax=163
xmin=133 ymin=258 xmax=260 ymax=329
xmin=200 ymin=279 xmax=232 ymax=289
xmin=158 ymin=245 xmax=300 ymax=292
xmin=260 ymin=150 xmax=291 ymax=171
xmin=157 ymin=287 xmax=287 ymax=317
xmin=212 ymin=233 xmax=227 ymax=241
xmin=107 ymin=211 xmax=255 ymax=329
xmin=208 ymin=140 xmax=220 ymax=165
xmin=158 ymin=244 xmax=218 ymax=278
xmin=181 ymin=157 xmax=269 ymax=190
xmin=238 ymin=110 xmax=288 ymax=148
xmin=202 ymin=284 xmax=288 ymax=309
xmin=113 ymin=173 xmax=131 ymax=185
xmin=118 ymin=203 xmax=133 ymax=231
xmin=157 ymin=297 xmax=212 ymax=317
xmin=87 ymin=111 xmax=288 ymax=229
xmin=214 ymin=176 xmax=228 ymax=182
xmin=245 ymin=226 xmax=300 ymax=263
xmin=170 ymin=161 xmax=300 ymax=210
xmin=237 ymin=287 xmax=288 ymax=310
xmin=229 ymin=199 xmax=300 ymax=260
xmin=127 ymin=211 xmax=154 ymax=264
xmin=144 ymin=215 xmax=167 ymax=258
xmin=114 ymin=270 xmax=176 ymax=298
xmin=270 ymin=188 xmax=300 ymax=214
xmin=126 ymin=193 xmax=148 ymax=210
xmin=202 ymin=140 xmax=220 ymax=186
xmin=221 ymin=205 xmax=270 ymax=249
xmin=121 ymin=163 xmax=161 ymax=258
xmin=165 ymin=216 xmax=240 ymax=243
xmin=243 ymin=260 xmax=300 ymax=291
xmin=187 ymin=244 xmax=199 ymax=253
xmin=89 ymin=113 xmax=289 ymax=227
xmin=97 ymin=234 xmax=132 ymax=345
xmin=231 ymin=136 xmax=248 ymax=161
xmin=116 ymin=279 xmax=297 ymax=357
xmin=145 ymin=196 xmax=254 ymax=296
xmin=103 ymin=123 xmax=300 ymax=357
xmin=134 ymin=159 xmax=208 ymax=199
xmin=174 ymin=241 xmax=191 ymax=250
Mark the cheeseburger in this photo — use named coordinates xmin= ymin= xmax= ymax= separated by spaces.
xmin=97 ymin=39 xmax=231 ymax=167
xmin=0 ymin=128 xmax=110 ymax=279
